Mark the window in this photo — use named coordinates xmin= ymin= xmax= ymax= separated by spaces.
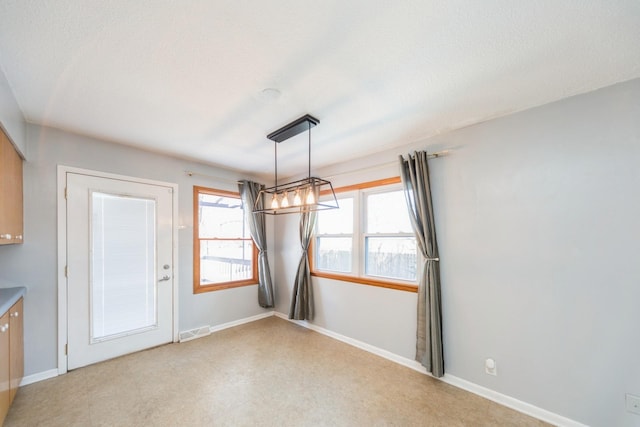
xmin=314 ymin=198 xmax=354 ymax=273
xmin=312 ymin=178 xmax=418 ymax=292
xmin=193 ymin=186 xmax=257 ymax=293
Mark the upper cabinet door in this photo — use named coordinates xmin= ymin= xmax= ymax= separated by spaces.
xmin=0 ymin=128 xmax=23 ymax=245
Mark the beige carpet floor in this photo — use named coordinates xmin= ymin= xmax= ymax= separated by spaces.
xmin=5 ymin=316 xmax=551 ymax=426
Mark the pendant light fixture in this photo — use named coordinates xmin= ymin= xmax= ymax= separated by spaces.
xmin=254 ymin=114 xmax=339 ymax=215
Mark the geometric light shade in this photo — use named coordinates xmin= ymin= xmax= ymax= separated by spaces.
xmin=253 ymin=176 xmax=338 ymax=215
xmin=254 ymin=114 xmax=339 ymax=215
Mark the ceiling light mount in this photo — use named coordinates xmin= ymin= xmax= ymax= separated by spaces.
xmin=258 ymin=88 xmax=281 ymax=103
xmin=254 ymin=114 xmax=338 ymax=215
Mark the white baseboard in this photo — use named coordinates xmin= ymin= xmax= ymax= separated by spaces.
xmin=274 ymin=312 xmax=586 ymax=427
xmin=21 ymin=311 xmax=586 ymax=426
xmin=273 ymin=312 xmax=426 ymax=372
xmin=22 ymin=312 xmax=276 ymax=387
xmin=440 ymin=374 xmax=588 ymax=427
xmin=20 ymin=369 xmax=59 ymax=387
xmin=208 ymin=311 xmax=275 ymax=334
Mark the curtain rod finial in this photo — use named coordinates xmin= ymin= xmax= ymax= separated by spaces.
xmin=430 ymin=150 xmax=450 ymax=159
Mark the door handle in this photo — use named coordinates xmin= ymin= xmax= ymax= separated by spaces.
xmin=158 ymin=275 xmax=171 ymax=282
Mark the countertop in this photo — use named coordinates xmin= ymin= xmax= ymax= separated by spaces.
xmin=0 ymin=286 xmax=26 ymax=315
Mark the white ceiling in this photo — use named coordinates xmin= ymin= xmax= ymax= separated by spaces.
xmin=1 ymin=1 xmax=639 ymax=178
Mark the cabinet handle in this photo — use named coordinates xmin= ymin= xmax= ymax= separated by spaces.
xmin=16 ymin=235 xmax=23 ymax=240
xmin=10 ymin=311 xmax=19 ymax=318
xmin=0 ymin=233 xmax=12 ymax=240
xmin=0 ymin=323 xmax=8 ymax=332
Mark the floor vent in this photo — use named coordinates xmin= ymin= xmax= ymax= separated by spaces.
xmin=179 ymin=326 xmax=211 ymax=343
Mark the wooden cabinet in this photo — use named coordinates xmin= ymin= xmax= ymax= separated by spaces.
xmin=0 ymin=310 xmax=10 ymax=425
xmin=0 ymin=127 xmax=24 ymax=245
xmin=0 ymin=297 xmax=23 ymax=425
xmin=9 ymin=299 xmax=23 ymax=403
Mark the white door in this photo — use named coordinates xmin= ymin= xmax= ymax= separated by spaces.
xmin=66 ymin=172 xmax=174 ymax=370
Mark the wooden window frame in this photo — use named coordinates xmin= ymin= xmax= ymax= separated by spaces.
xmin=310 ymin=177 xmax=418 ymax=293
xmin=193 ymin=186 xmax=258 ymax=294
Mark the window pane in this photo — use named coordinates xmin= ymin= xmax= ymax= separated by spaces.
xmin=91 ymin=192 xmax=156 ymax=342
xmin=365 ymin=236 xmax=417 ymax=281
xmin=198 ymin=193 xmax=248 ymax=239
xmin=317 ymin=198 xmax=353 ymax=234
xmin=200 ymin=240 xmax=253 ymax=284
xmin=315 ymin=237 xmax=352 ymax=273
xmin=366 ymin=191 xmax=413 ymax=233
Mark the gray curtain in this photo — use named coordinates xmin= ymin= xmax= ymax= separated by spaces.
xmin=289 ymin=210 xmax=317 ymax=320
xmin=399 ymin=151 xmax=444 ymax=377
xmin=238 ymin=180 xmax=274 ymax=308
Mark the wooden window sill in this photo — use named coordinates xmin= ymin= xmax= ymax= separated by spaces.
xmin=193 ymin=280 xmax=257 ymax=294
xmin=311 ymin=271 xmax=418 ymax=293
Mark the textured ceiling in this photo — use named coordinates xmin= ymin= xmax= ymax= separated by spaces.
xmin=1 ymin=1 xmax=639 ymax=178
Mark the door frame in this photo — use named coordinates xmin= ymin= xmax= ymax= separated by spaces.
xmin=57 ymin=165 xmax=179 ymax=375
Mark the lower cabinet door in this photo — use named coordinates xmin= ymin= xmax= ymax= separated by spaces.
xmin=9 ymin=299 xmax=23 ymax=402
xmin=0 ymin=311 xmax=10 ymax=424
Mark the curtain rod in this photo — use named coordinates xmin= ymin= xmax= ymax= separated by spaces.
xmin=427 ymin=150 xmax=449 ymax=159
xmin=322 ymin=150 xmax=449 ymax=181
xmin=185 ymin=150 xmax=449 ymax=184
xmin=184 ymin=170 xmax=244 ymax=184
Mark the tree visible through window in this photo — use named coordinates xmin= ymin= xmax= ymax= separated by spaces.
xmin=193 ymin=186 xmax=257 ymax=293
xmin=364 ymin=190 xmax=416 ymax=281
xmin=312 ymin=178 xmax=418 ymax=292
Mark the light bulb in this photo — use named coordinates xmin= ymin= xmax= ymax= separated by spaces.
xmin=270 ymin=194 xmax=279 ymax=209
xmin=305 ymin=186 xmax=315 ymax=205
xmin=293 ymin=189 xmax=302 ymax=206
xmin=281 ymin=192 xmax=289 ymax=208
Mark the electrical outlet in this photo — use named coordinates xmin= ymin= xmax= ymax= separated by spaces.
xmin=627 ymin=394 xmax=640 ymax=415
xmin=485 ymin=358 xmax=497 ymax=376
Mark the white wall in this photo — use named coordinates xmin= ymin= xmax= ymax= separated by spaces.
xmin=0 ymin=124 xmax=274 ymax=376
xmin=274 ymin=78 xmax=640 ymax=427
xmin=0 ymin=66 xmax=26 ymax=156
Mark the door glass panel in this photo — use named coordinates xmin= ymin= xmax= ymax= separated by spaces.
xmin=91 ymin=192 xmax=157 ymax=342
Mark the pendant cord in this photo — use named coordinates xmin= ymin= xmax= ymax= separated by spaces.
xmin=308 ymin=121 xmax=311 ymax=179
xmin=274 ymin=140 xmax=278 ymax=191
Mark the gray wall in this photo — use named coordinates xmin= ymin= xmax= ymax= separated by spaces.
xmin=274 ymin=78 xmax=640 ymax=427
xmin=0 ymin=124 xmax=273 ymax=376
xmin=0 ymin=67 xmax=26 ymax=156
